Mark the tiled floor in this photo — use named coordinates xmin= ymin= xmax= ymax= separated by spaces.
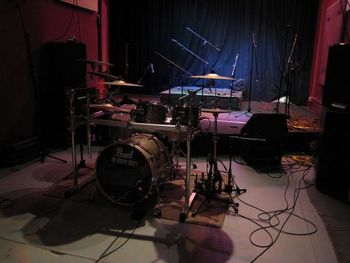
xmin=0 ymin=145 xmax=338 ymax=263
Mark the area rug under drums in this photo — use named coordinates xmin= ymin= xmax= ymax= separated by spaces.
xmin=157 ymin=171 xmax=229 ymax=228
xmin=44 ymin=164 xmax=229 ymax=229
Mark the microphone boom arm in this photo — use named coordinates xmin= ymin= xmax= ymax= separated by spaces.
xmin=154 ymin=51 xmax=193 ymax=76
xmin=186 ymin=27 xmax=220 ymax=52
xmin=171 ymin=39 xmax=209 ymax=65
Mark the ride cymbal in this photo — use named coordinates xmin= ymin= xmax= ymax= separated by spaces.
xmin=188 ymin=73 xmax=235 ymax=80
xmin=77 ymin=59 xmax=114 ymax=67
xmin=201 ymin=108 xmax=232 ymax=114
xmin=102 ymin=80 xmax=143 ymax=87
xmin=87 ymin=71 xmax=120 ymax=80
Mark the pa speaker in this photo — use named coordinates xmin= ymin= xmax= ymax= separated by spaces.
xmin=322 ymin=44 xmax=350 ymax=107
xmin=316 ymin=110 xmax=350 ymax=203
xmin=39 ymin=42 xmax=86 ymax=148
xmin=240 ymin=113 xmax=288 ymax=166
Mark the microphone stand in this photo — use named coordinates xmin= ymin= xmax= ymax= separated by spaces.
xmin=284 ymin=34 xmax=298 ymax=118
xmin=154 ymin=51 xmax=193 ymax=106
xmin=236 ymin=34 xmax=256 ymax=117
xmin=16 ymin=2 xmax=66 ymax=164
xmin=185 ymin=26 xmax=221 ymax=52
xmin=229 ymin=53 xmax=239 ymax=110
xmin=275 ymin=26 xmax=291 ymax=114
xmin=137 ymin=63 xmax=153 ymax=84
xmin=185 ymin=26 xmax=221 ymax=108
xmin=171 ymin=39 xmax=209 ymax=65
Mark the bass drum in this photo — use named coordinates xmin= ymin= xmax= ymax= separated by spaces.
xmin=95 ymin=133 xmax=171 ymax=206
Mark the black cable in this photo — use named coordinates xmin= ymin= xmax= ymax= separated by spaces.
xmin=228 ymin=156 xmax=318 ymax=262
xmin=74 ymin=0 xmax=82 ymax=41
xmin=95 ymin=218 xmax=142 ymax=262
xmin=49 ymin=6 xmax=75 ymax=42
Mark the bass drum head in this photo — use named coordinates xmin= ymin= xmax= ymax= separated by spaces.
xmin=95 ymin=142 xmax=153 ymax=206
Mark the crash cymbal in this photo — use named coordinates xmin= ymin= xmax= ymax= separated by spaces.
xmin=102 ymin=80 xmax=143 ymax=87
xmin=188 ymin=73 xmax=235 ymax=80
xmin=77 ymin=59 xmax=114 ymax=67
xmin=201 ymin=108 xmax=232 ymax=114
xmin=89 ymin=103 xmax=130 ymax=113
xmin=87 ymin=71 xmax=120 ymax=80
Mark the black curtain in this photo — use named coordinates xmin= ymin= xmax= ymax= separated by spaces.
xmin=109 ymin=0 xmax=319 ymax=104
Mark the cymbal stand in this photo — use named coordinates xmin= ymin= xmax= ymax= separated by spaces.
xmin=178 ymin=92 xmax=197 ymax=222
xmin=64 ymin=89 xmax=94 ymax=198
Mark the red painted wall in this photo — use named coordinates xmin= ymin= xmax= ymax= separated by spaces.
xmin=308 ymin=0 xmax=350 ymax=115
xmin=0 ymin=0 xmax=108 ymax=142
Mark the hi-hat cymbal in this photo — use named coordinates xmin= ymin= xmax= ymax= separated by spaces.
xmin=77 ymin=59 xmax=114 ymax=67
xmin=188 ymin=73 xmax=235 ymax=80
xmin=87 ymin=71 xmax=120 ymax=80
xmin=102 ymin=80 xmax=143 ymax=87
xmin=201 ymin=108 xmax=232 ymax=114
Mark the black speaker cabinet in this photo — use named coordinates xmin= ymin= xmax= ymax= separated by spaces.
xmin=322 ymin=44 xmax=350 ymax=107
xmin=39 ymin=42 xmax=87 ymax=148
xmin=316 ymin=110 xmax=350 ymax=203
xmin=239 ymin=113 xmax=288 ymax=166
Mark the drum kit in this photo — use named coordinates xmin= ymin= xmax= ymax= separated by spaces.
xmin=66 ymin=59 xmax=245 ymax=220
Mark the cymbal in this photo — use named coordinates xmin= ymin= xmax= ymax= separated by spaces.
xmin=89 ymin=103 xmax=130 ymax=113
xmin=102 ymin=80 xmax=143 ymax=87
xmin=77 ymin=59 xmax=114 ymax=67
xmin=201 ymin=108 xmax=232 ymax=114
xmin=188 ymin=73 xmax=235 ymax=80
xmin=87 ymin=71 xmax=120 ymax=80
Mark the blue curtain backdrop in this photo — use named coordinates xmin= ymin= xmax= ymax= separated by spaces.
xmin=109 ymin=0 xmax=319 ymax=105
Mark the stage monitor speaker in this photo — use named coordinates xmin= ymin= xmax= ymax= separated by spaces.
xmin=239 ymin=113 xmax=288 ymax=166
xmin=316 ymin=110 xmax=350 ymax=203
xmin=322 ymin=44 xmax=350 ymax=107
xmin=39 ymin=42 xmax=87 ymax=148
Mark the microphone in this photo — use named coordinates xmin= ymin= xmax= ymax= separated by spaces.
xmin=150 ymin=63 xmax=155 ymax=73
xmin=293 ymin=34 xmax=298 ymax=43
xmin=252 ymin=33 xmax=257 ymax=48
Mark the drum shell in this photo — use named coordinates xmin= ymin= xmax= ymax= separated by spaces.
xmin=171 ymin=105 xmax=200 ymax=128
xmin=95 ymin=133 xmax=170 ymax=205
xmin=130 ymin=102 xmax=167 ymax=124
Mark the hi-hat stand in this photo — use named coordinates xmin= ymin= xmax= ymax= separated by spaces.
xmin=192 ymin=109 xmax=246 ymax=216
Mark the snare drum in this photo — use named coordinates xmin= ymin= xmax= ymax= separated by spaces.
xmin=130 ymin=102 xmax=168 ymax=124
xmin=95 ymin=133 xmax=171 ymax=205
